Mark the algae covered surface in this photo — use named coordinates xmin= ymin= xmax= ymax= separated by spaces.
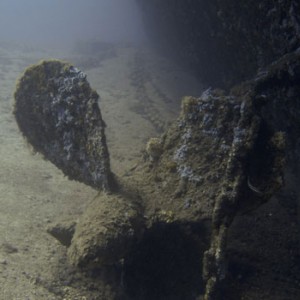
xmin=14 ymin=60 xmax=112 ymax=190
xmin=0 ymin=41 xmax=203 ymax=299
xmin=7 ymin=39 xmax=300 ymax=300
xmin=2 ymin=35 xmax=300 ymax=300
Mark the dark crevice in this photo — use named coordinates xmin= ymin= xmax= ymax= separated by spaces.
xmin=123 ymin=222 xmax=209 ymax=300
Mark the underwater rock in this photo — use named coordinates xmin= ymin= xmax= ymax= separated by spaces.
xmin=67 ymin=192 xmax=144 ymax=267
xmin=14 ymin=60 xmax=112 ymax=190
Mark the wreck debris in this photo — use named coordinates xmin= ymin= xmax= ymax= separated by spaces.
xmin=67 ymin=192 xmax=144 ymax=267
xmin=13 ymin=50 xmax=298 ymax=298
xmin=145 ymin=137 xmax=163 ymax=161
xmin=14 ymin=60 xmax=113 ymax=190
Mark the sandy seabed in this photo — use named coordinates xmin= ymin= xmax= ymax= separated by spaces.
xmin=0 ymin=41 xmax=203 ymax=299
